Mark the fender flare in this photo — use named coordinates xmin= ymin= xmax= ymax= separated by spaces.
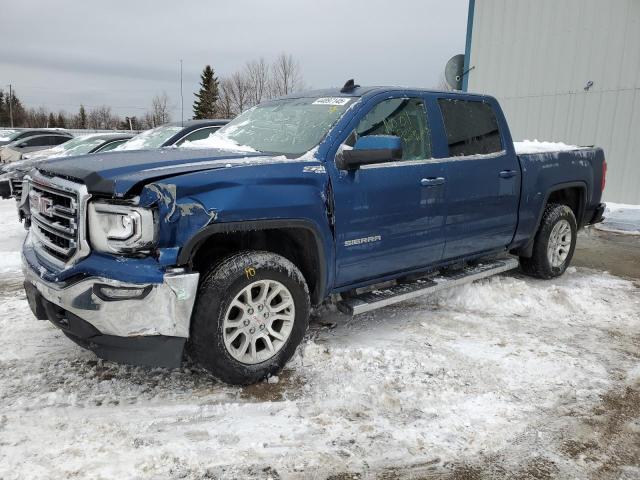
xmin=176 ymin=218 xmax=328 ymax=301
xmin=514 ymin=181 xmax=588 ymax=257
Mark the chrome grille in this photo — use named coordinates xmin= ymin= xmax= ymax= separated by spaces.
xmin=28 ymin=172 xmax=90 ymax=266
xmin=9 ymin=178 xmax=23 ymax=199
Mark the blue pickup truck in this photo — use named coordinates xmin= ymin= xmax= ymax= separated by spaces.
xmin=21 ymin=83 xmax=606 ymax=384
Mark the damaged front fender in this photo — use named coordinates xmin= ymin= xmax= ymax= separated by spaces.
xmin=138 ymin=182 xmax=218 ymax=252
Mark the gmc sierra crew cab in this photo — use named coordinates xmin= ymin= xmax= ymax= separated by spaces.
xmin=21 ymin=82 xmax=606 ymax=385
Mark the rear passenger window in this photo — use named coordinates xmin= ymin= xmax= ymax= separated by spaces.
xmin=176 ymin=127 xmax=221 ymax=146
xmin=438 ymin=99 xmax=502 ymax=156
xmin=48 ymin=136 xmax=69 ymax=146
xmin=349 ymin=98 xmax=432 ymax=160
xmin=24 ymin=136 xmax=49 ymax=147
xmin=96 ymin=140 xmax=126 ymax=152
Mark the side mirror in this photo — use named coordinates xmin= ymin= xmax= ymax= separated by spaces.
xmin=16 ymin=143 xmax=26 ymax=148
xmin=336 ymin=135 xmax=402 ymax=170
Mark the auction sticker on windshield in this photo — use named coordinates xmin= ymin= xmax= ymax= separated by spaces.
xmin=312 ymin=97 xmax=351 ymax=106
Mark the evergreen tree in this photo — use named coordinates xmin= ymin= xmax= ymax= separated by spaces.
xmin=78 ymin=105 xmax=87 ymax=129
xmin=193 ymin=65 xmax=219 ymax=119
xmin=48 ymin=112 xmax=57 ymax=128
xmin=10 ymin=93 xmax=26 ymax=127
xmin=0 ymin=90 xmax=25 ymax=127
xmin=56 ymin=112 xmax=67 ymax=129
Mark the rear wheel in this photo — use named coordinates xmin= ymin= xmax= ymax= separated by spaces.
xmin=189 ymin=251 xmax=310 ymax=385
xmin=519 ymin=203 xmax=577 ymax=279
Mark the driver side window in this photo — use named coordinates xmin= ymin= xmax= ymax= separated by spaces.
xmin=346 ymin=98 xmax=432 ymax=160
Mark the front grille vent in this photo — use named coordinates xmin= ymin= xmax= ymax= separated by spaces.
xmin=29 ymin=177 xmax=84 ymax=264
xmin=9 ymin=178 xmax=23 ymax=199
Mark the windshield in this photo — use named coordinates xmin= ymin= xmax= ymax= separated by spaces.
xmin=0 ymin=129 xmax=20 ymax=142
xmin=182 ymin=96 xmax=356 ymax=156
xmin=116 ymin=125 xmax=183 ymax=150
xmin=22 ymin=135 xmax=105 ymax=161
xmin=52 ymin=135 xmax=106 ymax=156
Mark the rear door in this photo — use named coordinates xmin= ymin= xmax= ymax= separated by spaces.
xmin=330 ymin=95 xmax=446 ymax=287
xmin=434 ymin=98 xmax=520 ymax=259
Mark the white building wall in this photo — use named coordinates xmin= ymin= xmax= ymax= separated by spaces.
xmin=466 ymin=0 xmax=640 ymax=204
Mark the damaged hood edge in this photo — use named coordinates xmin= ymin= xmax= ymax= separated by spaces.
xmin=36 ymin=147 xmax=312 ymax=197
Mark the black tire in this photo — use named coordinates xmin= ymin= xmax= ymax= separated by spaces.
xmin=189 ymin=250 xmax=310 ymax=385
xmin=519 ymin=203 xmax=577 ymax=279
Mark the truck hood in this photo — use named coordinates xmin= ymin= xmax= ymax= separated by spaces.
xmin=37 ymin=147 xmax=272 ymax=196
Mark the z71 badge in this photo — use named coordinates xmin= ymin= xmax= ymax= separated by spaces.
xmin=344 ymin=235 xmax=382 ymax=247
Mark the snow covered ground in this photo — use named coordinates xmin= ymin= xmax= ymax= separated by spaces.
xmin=597 ymin=202 xmax=640 ymax=235
xmin=0 ymin=198 xmax=638 ymax=479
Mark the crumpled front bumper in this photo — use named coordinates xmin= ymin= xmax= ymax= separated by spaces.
xmin=22 ymin=251 xmax=200 ymax=339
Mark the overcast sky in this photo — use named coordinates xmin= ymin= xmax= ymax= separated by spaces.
xmin=1 ymin=0 xmax=468 ymax=119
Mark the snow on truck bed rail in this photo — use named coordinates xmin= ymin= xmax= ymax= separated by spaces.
xmin=514 ymin=139 xmax=579 ymax=154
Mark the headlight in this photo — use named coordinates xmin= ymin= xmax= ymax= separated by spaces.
xmin=88 ymin=202 xmax=157 ymax=253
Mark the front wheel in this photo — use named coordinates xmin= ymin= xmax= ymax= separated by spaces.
xmin=519 ymin=203 xmax=577 ymax=279
xmin=189 ymin=251 xmax=310 ymax=385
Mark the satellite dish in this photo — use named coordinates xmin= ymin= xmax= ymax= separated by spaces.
xmin=445 ymin=54 xmax=465 ymax=90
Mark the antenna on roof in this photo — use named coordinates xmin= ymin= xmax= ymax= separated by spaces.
xmin=340 ymin=79 xmax=360 ymax=93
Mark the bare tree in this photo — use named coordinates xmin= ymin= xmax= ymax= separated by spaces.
xmin=226 ymin=72 xmax=251 ymax=115
xmin=245 ymin=57 xmax=270 ymax=107
xmin=142 ymin=111 xmax=156 ymax=129
xmin=86 ymin=106 xmax=118 ymax=129
xmin=270 ymin=53 xmax=304 ymax=97
xmin=25 ymin=107 xmax=49 ymax=128
xmin=151 ymin=92 xmax=171 ymax=126
xmin=216 ymin=78 xmax=235 ymax=118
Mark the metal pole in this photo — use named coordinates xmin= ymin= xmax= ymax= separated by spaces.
xmin=8 ymin=84 xmax=14 ymax=128
xmin=180 ymin=59 xmax=184 ymax=126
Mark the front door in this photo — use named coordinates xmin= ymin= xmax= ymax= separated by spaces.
xmin=330 ymin=96 xmax=446 ymax=287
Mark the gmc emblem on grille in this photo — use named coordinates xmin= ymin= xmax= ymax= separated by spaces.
xmin=30 ymin=192 xmax=54 ymax=217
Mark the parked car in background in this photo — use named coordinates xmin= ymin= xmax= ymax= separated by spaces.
xmin=20 ymin=84 xmax=605 ymax=385
xmin=0 ymin=133 xmax=134 ymax=202
xmin=0 ymin=131 xmax=73 ymax=164
xmin=115 ymin=119 xmax=228 ymax=151
xmin=0 ymin=129 xmax=72 ymax=148
xmin=22 ymin=132 xmax=133 ymax=161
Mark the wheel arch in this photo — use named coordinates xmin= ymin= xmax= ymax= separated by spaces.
xmin=513 ymin=181 xmax=587 ymax=258
xmin=177 ymin=219 xmax=327 ymax=305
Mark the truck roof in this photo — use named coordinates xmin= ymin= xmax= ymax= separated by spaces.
xmin=280 ymin=85 xmax=492 ymax=101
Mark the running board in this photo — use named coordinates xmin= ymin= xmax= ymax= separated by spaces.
xmin=337 ymin=257 xmax=519 ymax=315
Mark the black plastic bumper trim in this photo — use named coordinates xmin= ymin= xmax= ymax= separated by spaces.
xmin=589 ymin=203 xmax=606 ymax=225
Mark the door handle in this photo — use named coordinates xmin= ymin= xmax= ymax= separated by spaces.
xmin=499 ymin=170 xmax=518 ymax=179
xmin=420 ymin=177 xmax=446 ymax=187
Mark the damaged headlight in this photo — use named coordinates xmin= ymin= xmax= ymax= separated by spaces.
xmin=88 ymin=202 xmax=157 ymax=254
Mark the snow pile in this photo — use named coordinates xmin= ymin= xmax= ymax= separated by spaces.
xmin=0 ymin=199 xmax=25 ymax=274
xmin=180 ymin=120 xmax=257 ymax=153
xmin=514 ymin=139 xmax=579 ymax=154
xmin=596 ymin=202 xmax=640 ymax=235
